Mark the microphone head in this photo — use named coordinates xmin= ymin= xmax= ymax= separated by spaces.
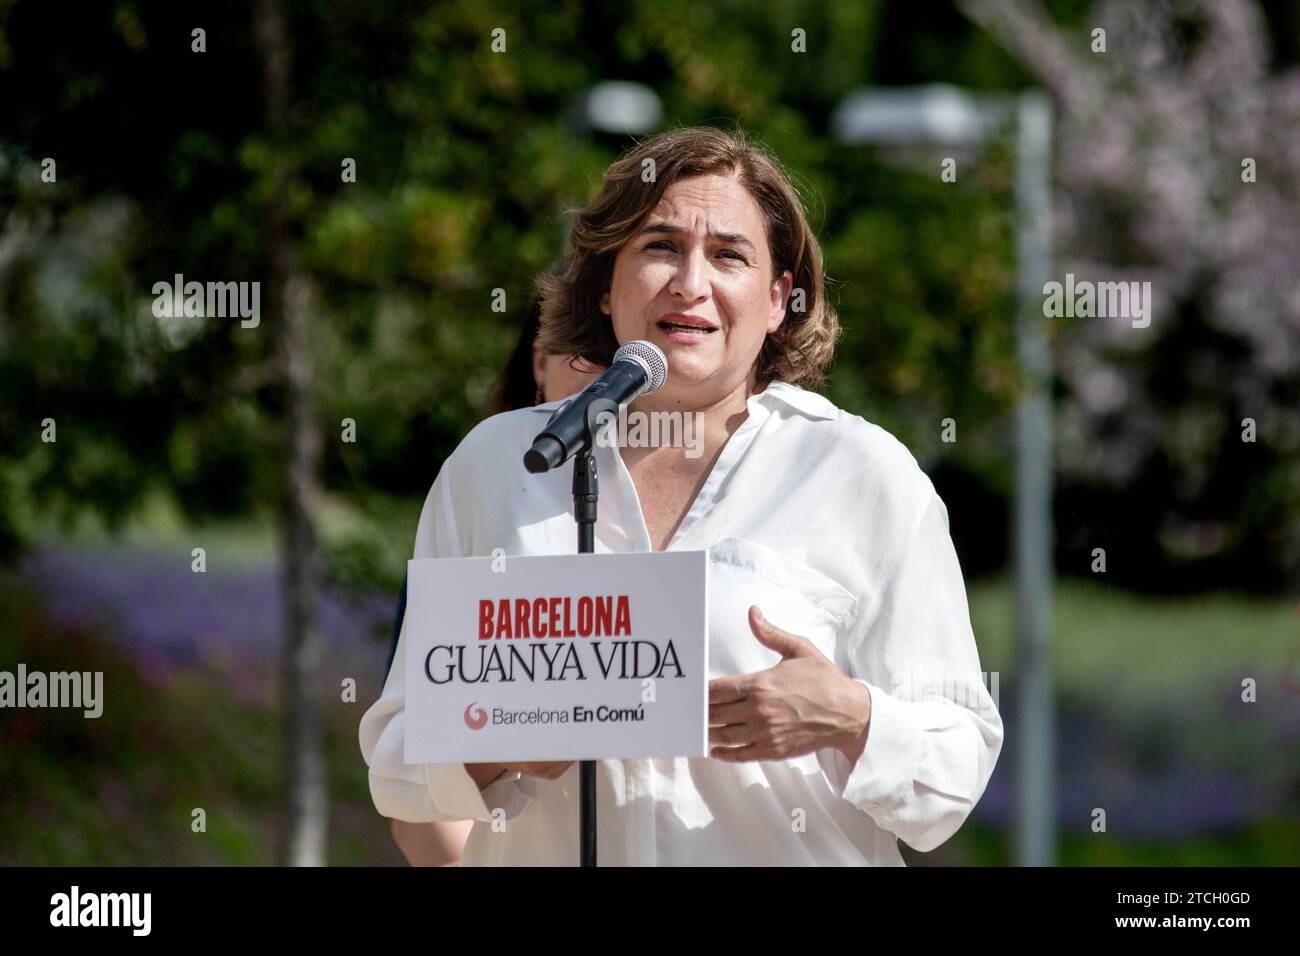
xmin=612 ymin=340 xmax=668 ymax=394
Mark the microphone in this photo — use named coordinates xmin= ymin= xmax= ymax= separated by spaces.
xmin=524 ymin=340 xmax=668 ymax=473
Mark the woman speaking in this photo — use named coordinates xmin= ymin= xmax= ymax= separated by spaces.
xmin=359 ymin=126 xmax=1003 ymax=866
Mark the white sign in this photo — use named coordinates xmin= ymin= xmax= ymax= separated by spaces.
xmin=404 ymin=550 xmax=708 ymax=764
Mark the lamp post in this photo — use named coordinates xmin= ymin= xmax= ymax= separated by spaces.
xmin=832 ymin=84 xmax=1056 ymax=866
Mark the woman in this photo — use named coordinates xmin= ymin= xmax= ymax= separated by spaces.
xmin=360 ymin=126 xmax=1003 ymax=866
xmin=386 ymin=296 xmax=600 ymax=865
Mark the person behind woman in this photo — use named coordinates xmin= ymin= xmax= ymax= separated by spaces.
xmin=386 ymin=296 xmax=599 ymax=865
xmin=362 ymin=126 xmax=1002 ymax=865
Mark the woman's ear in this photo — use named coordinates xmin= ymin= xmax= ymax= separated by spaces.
xmin=531 ymin=340 xmax=547 ymax=392
xmin=768 ymin=270 xmax=794 ymax=333
xmin=600 ymin=290 xmax=611 ymax=315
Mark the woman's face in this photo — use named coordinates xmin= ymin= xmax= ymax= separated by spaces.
xmin=601 ymin=172 xmax=792 ymax=400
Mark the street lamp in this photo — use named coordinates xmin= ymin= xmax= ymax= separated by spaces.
xmin=832 ymin=83 xmax=1057 ymax=867
xmin=567 ymin=80 xmax=663 ymax=136
xmin=831 ymin=84 xmax=1007 ymax=144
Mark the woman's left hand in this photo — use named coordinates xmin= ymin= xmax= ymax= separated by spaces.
xmin=708 ymin=606 xmax=872 ymax=764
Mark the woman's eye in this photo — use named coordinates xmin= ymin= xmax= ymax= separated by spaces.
xmin=643 ymin=240 xmax=744 ymax=264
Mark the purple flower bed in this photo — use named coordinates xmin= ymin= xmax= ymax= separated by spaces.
xmin=12 ymin=544 xmax=394 ymax=687
xmin=973 ymin=695 xmax=1296 ymax=839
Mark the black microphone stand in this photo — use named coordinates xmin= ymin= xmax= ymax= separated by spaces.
xmin=568 ymin=397 xmax=617 ymax=868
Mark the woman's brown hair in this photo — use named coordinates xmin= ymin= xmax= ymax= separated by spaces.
xmin=536 ymin=126 xmax=838 ymax=389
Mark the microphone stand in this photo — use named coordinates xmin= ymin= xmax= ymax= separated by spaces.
xmin=568 ymin=397 xmax=616 ymax=868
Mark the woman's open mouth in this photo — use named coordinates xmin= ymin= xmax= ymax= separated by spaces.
xmin=656 ymin=314 xmax=717 ymax=338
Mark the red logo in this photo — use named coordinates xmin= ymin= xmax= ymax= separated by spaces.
xmin=464 ymin=702 xmax=488 ymax=730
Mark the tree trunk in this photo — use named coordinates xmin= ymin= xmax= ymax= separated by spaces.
xmin=254 ymin=0 xmax=328 ymax=867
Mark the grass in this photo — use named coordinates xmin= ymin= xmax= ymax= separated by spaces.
xmin=967 ymin=576 xmax=1298 ymax=709
xmin=17 ymin=486 xmax=423 ymax=598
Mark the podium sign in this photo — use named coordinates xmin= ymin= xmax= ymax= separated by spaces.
xmin=404 ymin=550 xmax=708 ymax=764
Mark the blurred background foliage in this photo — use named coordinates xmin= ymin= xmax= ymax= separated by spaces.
xmin=4 ymin=0 xmax=1296 ymax=592
xmin=1 ymin=0 xmax=1297 ymax=865
xmin=2 ymin=0 xmax=1295 ymax=593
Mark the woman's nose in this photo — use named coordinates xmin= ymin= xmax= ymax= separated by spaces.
xmin=668 ymin=246 xmax=709 ymax=301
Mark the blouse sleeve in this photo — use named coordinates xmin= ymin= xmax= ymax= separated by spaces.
xmin=816 ymin=491 xmax=1004 ymax=852
xmin=357 ymin=460 xmax=537 ymax=825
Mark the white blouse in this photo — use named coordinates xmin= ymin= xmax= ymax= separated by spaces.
xmin=358 ymin=380 xmax=1003 ymax=866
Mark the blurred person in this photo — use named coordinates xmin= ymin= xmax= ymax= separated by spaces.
xmin=386 ymin=297 xmax=600 ymax=866
xmin=362 ymin=127 xmax=1002 ymax=865
xmin=496 ymin=293 xmax=604 ymax=413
